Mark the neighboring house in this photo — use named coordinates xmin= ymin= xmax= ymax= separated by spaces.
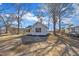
xmin=25 ymin=26 xmax=32 ymax=33
xmin=26 ymin=22 xmax=48 ymax=35
xmin=65 ymin=26 xmax=79 ymax=35
xmin=70 ymin=26 xmax=79 ymax=33
xmin=65 ymin=28 xmax=71 ymax=34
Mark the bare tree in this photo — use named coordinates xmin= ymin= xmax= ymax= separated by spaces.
xmin=46 ymin=4 xmax=58 ymax=35
xmin=45 ymin=3 xmax=74 ymax=35
xmin=56 ymin=3 xmax=73 ymax=32
xmin=14 ymin=3 xmax=27 ymax=34
xmin=0 ymin=4 xmax=12 ymax=34
xmin=0 ymin=14 xmax=13 ymax=34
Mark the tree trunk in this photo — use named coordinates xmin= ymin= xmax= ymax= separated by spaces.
xmin=53 ymin=21 xmax=56 ymax=35
xmin=17 ymin=7 xmax=20 ymax=34
xmin=5 ymin=26 xmax=8 ymax=34
xmin=17 ymin=18 xmax=20 ymax=34
xmin=0 ymin=27 xmax=1 ymax=36
xmin=53 ymin=15 xmax=56 ymax=35
xmin=59 ymin=18 xmax=61 ymax=32
xmin=58 ymin=14 xmax=61 ymax=33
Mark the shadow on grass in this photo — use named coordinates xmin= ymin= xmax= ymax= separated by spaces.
xmin=56 ymin=34 xmax=79 ymax=56
xmin=20 ymin=34 xmax=79 ymax=56
xmin=20 ymin=39 xmax=60 ymax=56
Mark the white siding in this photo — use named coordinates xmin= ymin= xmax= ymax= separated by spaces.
xmin=70 ymin=26 xmax=79 ymax=34
xmin=30 ymin=23 xmax=48 ymax=35
xmin=75 ymin=27 xmax=79 ymax=33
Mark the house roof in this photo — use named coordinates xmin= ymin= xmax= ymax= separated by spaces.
xmin=70 ymin=26 xmax=79 ymax=29
xmin=32 ymin=22 xmax=48 ymax=29
xmin=25 ymin=25 xmax=32 ymax=29
xmin=26 ymin=22 xmax=48 ymax=29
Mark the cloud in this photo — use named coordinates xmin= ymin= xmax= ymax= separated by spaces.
xmin=5 ymin=14 xmax=10 ymax=17
xmin=62 ymin=18 xmax=72 ymax=24
xmin=73 ymin=4 xmax=79 ymax=15
xmin=12 ymin=21 xmax=18 ymax=25
xmin=41 ymin=16 xmax=51 ymax=25
xmin=22 ymin=12 xmax=38 ymax=21
xmin=43 ymin=21 xmax=48 ymax=25
xmin=37 ymin=8 xmax=47 ymax=13
xmin=22 ymin=12 xmax=53 ymax=26
xmin=42 ymin=16 xmax=49 ymax=20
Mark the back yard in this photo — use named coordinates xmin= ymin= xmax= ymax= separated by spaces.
xmin=0 ymin=34 xmax=79 ymax=56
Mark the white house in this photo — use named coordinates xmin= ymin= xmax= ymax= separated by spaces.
xmin=26 ymin=22 xmax=48 ymax=35
xmin=70 ymin=26 xmax=79 ymax=34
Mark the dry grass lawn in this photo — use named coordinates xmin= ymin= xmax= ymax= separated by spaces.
xmin=0 ymin=34 xmax=79 ymax=56
xmin=47 ymin=34 xmax=58 ymax=43
xmin=0 ymin=34 xmax=23 ymax=42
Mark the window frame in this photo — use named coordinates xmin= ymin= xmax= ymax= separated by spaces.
xmin=35 ymin=28 xmax=41 ymax=32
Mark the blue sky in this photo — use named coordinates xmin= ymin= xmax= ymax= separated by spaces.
xmin=0 ymin=3 xmax=79 ymax=30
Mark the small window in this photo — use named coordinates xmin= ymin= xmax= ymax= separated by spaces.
xmin=35 ymin=28 xmax=41 ymax=32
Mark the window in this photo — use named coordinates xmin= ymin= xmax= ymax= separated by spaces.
xmin=35 ymin=28 xmax=41 ymax=32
